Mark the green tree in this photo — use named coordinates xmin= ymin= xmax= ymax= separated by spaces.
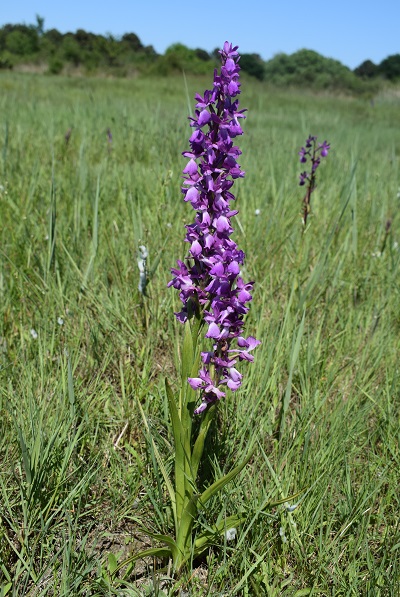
xmin=158 ymin=43 xmax=212 ymax=74
xmin=62 ymin=34 xmax=82 ymax=65
xmin=104 ymin=34 xmax=122 ymax=67
xmin=263 ymin=49 xmax=361 ymax=91
xmin=121 ymin=32 xmax=143 ymax=51
xmin=240 ymin=53 xmax=264 ymax=80
xmin=35 ymin=15 xmax=45 ymax=37
xmin=44 ymin=28 xmax=63 ymax=47
xmin=4 ymin=25 xmax=39 ymax=55
xmin=194 ymin=48 xmax=210 ymax=61
xmin=74 ymin=29 xmax=92 ymax=50
xmin=379 ymin=54 xmax=400 ymax=80
xmin=354 ymin=59 xmax=379 ymax=78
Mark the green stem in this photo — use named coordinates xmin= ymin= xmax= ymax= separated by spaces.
xmin=171 ymin=305 xmax=218 ymax=572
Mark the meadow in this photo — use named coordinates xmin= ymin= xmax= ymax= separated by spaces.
xmin=0 ymin=70 xmax=399 ymax=596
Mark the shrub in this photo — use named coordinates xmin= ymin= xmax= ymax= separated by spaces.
xmin=354 ymin=59 xmax=379 ymax=79
xmin=0 ymin=54 xmax=13 ymax=69
xmin=379 ymin=54 xmax=400 ymax=81
xmin=240 ymin=53 xmax=265 ymax=80
xmin=47 ymin=56 xmax=64 ymax=74
xmin=5 ymin=26 xmax=39 ymax=55
xmin=263 ymin=49 xmax=368 ymax=92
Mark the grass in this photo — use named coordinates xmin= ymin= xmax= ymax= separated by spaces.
xmin=0 ymin=71 xmax=399 ymax=596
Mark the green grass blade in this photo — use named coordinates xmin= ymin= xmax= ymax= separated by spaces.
xmin=198 ymin=451 xmax=252 ymax=507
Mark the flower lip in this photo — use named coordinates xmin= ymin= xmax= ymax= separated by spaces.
xmin=319 ymin=140 xmax=330 ymax=157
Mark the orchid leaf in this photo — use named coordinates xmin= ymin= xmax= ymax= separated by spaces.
xmin=107 ymin=553 xmax=118 ymax=575
xmin=165 ymin=378 xmax=184 ymax=452
xmin=191 ymin=403 xmax=216 ymax=479
xmin=165 ymin=378 xmax=195 ymax=527
xmin=181 ymin=323 xmax=194 ymax=389
xmin=143 ymin=531 xmax=179 ymax=558
xmin=194 ymin=513 xmax=247 ymax=553
xmin=110 ymin=547 xmax=172 ymax=577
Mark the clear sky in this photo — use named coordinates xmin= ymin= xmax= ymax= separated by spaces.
xmin=2 ymin=0 xmax=399 ymax=70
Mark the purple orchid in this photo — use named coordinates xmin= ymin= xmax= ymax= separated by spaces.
xmin=319 ymin=140 xmax=330 ymax=157
xmin=169 ymin=41 xmax=260 ymax=414
xmin=298 ymin=135 xmax=330 ymax=225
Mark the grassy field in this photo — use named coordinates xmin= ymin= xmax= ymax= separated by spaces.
xmin=0 ymin=71 xmax=399 ymax=596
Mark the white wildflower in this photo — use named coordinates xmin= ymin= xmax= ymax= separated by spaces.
xmin=225 ymin=527 xmax=237 ymax=541
xmin=137 ymin=245 xmax=149 ymax=295
xmin=30 ymin=329 xmax=38 ymax=340
xmin=284 ymin=502 xmax=299 ymax=513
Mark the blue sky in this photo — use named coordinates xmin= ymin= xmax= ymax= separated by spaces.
xmin=2 ymin=0 xmax=399 ymax=69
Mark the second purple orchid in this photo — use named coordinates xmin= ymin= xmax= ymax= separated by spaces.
xmin=169 ymin=41 xmax=259 ymax=415
xmin=298 ymin=135 xmax=330 ymax=226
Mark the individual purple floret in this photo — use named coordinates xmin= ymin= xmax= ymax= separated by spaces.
xmin=169 ymin=41 xmax=259 ymax=414
xmin=298 ymin=135 xmax=330 ymax=225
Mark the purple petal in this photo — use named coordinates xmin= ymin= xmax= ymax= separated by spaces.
xmin=210 ymin=262 xmax=225 ymax=276
xmin=215 ymin=216 xmax=230 ymax=233
xmin=228 ymin=80 xmax=239 ymax=95
xmin=225 ymin=58 xmax=236 ymax=73
xmin=205 ymin=234 xmax=215 ymax=249
xmin=244 ymin=336 xmax=260 ymax=350
xmin=174 ymin=310 xmax=187 ymax=324
xmin=206 ymin=322 xmax=220 ymax=338
xmin=201 ymin=351 xmax=213 ymax=364
xmin=194 ymin=402 xmax=208 ymax=415
xmin=190 ymin=240 xmax=202 ymax=257
xmin=198 ymin=109 xmax=211 ymax=127
xmin=238 ymin=288 xmax=252 ymax=303
xmin=183 ymin=159 xmax=198 ymax=176
xmin=227 ymin=378 xmax=242 ymax=390
xmin=228 ymin=261 xmax=240 ymax=275
xmin=185 ymin=187 xmax=199 ymax=204
xmin=188 ymin=377 xmax=203 ymax=389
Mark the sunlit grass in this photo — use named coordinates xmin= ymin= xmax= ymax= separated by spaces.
xmin=0 ymin=72 xmax=399 ymax=595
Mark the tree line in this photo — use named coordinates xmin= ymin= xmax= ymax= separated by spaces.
xmin=0 ymin=16 xmax=399 ymax=92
